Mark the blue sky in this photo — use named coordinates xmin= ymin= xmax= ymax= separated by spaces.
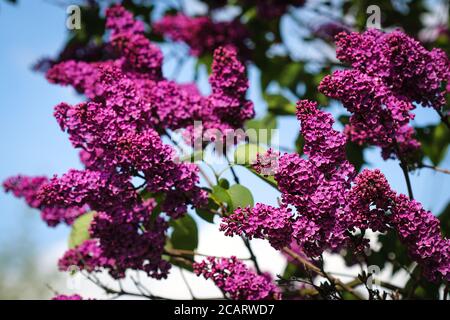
xmin=0 ymin=0 xmax=449 ymax=258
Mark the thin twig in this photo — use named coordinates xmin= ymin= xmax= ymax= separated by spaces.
xmin=226 ymin=157 xmax=240 ymax=184
xmin=241 ymin=236 xmax=262 ymax=275
xmin=82 ymin=272 xmax=167 ymax=300
xmin=282 ymin=247 xmax=364 ymax=300
xmin=198 ymin=164 xmax=215 ymax=188
xmin=179 ymin=268 xmax=196 ymax=299
xmin=418 ymin=163 xmax=450 ymax=175
xmin=399 ymin=161 xmax=414 ymax=200
xmin=165 ymin=247 xmax=251 ymax=260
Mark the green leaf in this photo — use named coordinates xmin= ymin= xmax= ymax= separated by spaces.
xmin=180 ymin=150 xmax=204 ymax=163
xmin=295 ymin=134 xmax=305 ymax=155
xmin=196 ymin=53 xmax=213 ymax=74
xmin=234 ymin=143 xmax=267 ymax=166
xmin=247 ymin=167 xmax=278 ymax=189
xmin=282 ymin=262 xmax=299 ymax=279
xmin=211 ymin=185 xmax=232 ymax=209
xmin=170 ymin=214 xmax=198 ymax=251
xmin=346 ymin=141 xmax=366 ymax=172
xmin=245 ymin=113 xmax=277 ymax=144
xmin=195 ymin=198 xmax=219 ymax=224
xmin=169 ymin=256 xmax=194 ymax=272
xmin=278 ymin=63 xmax=303 ymax=89
xmin=264 ymin=94 xmax=296 ymax=116
xmin=404 ymin=266 xmax=440 ymax=299
xmin=164 ymin=239 xmax=194 ymax=272
xmin=438 ymin=202 xmax=450 ymax=237
xmin=68 ymin=211 xmax=95 ymax=249
xmin=416 ymin=123 xmax=450 ymax=166
xmin=227 ymin=184 xmax=254 ymax=211
xmin=218 ymin=178 xmax=230 ymax=189
xmin=242 ymin=6 xmax=257 ymax=22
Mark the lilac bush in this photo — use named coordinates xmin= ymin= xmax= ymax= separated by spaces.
xmin=3 ymin=4 xmax=450 ymax=300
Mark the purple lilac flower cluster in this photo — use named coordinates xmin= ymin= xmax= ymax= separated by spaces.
xmin=153 ymin=14 xmax=249 ymax=57
xmin=221 ymin=99 xmax=449 ymax=282
xmin=347 ymin=169 xmax=449 ymax=282
xmin=224 ymin=100 xmax=355 ymax=257
xmin=4 ymin=5 xmax=253 ymax=281
xmin=221 ymin=203 xmax=293 ymax=250
xmin=248 ymin=0 xmax=306 ymax=19
xmin=193 ymin=256 xmax=281 ymax=300
xmin=319 ymin=29 xmax=450 ymax=161
xmin=183 ymin=46 xmax=255 ymax=144
xmin=48 ymin=8 xmax=253 ymax=135
xmin=3 ymin=175 xmax=86 ymax=227
xmin=58 ymin=239 xmax=114 ymax=273
xmin=203 ymin=0 xmax=305 ymax=19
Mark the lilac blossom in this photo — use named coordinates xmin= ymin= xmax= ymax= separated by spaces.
xmin=193 ymin=256 xmax=281 ymax=300
xmin=319 ymin=29 xmax=450 ymax=161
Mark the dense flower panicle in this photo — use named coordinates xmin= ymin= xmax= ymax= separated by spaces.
xmin=295 ymin=100 xmax=347 ymax=173
xmin=254 ymin=0 xmax=306 ymax=19
xmin=319 ymin=69 xmax=420 ymax=161
xmin=106 ymin=5 xmax=163 ymax=80
xmin=58 ymin=239 xmax=114 ymax=273
xmin=182 ymin=46 xmax=255 ymax=144
xmin=345 ymin=169 xmax=394 ymax=233
xmin=90 ymin=212 xmax=170 ymax=279
xmin=3 ymin=175 xmax=48 ymax=208
xmin=48 ymin=10 xmax=253 ymax=136
xmin=319 ymin=29 xmax=450 ymax=161
xmin=149 ymin=80 xmax=204 ymax=130
xmin=348 ymin=169 xmax=450 ymax=281
xmin=393 ymin=195 xmax=450 ymax=281
xmin=220 ymin=204 xmax=293 ymax=249
xmin=5 ymin=6 xmax=217 ymax=280
xmin=38 ymin=169 xmax=136 ymax=212
xmin=208 ymin=46 xmax=254 ymax=128
xmin=246 ymin=98 xmax=450 ymax=281
xmin=334 ymin=29 xmax=450 ymax=109
xmin=275 ymin=153 xmax=320 ymax=207
xmin=105 ymin=4 xmax=145 ymax=36
xmin=193 ymin=256 xmax=281 ymax=300
xmin=52 ymin=294 xmax=84 ymax=300
xmin=228 ymin=100 xmax=355 ymax=256
xmin=279 ymin=101 xmax=354 ymax=254
xmin=52 ymin=65 xmax=207 ymax=216
xmin=202 ymin=0 xmax=305 ymax=19
xmin=3 ymin=175 xmax=86 ymax=226
xmin=153 ymin=14 xmax=249 ymax=57
xmin=46 ymin=61 xmax=106 ymax=98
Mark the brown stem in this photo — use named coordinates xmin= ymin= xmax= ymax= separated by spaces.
xmin=418 ymin=163 xmax=450 ymax=175
xmin=282 ymin=247 xmax=364 ymax=300
xmin=241 ymin=236 xmax=262 ymax=275
xmin=164 ymin=247 xmax=251 ymax=260
xmin=198 ymin=165 xmax=215 ymax=188
xmin=399 ymin=160 xmax=414 ymax=200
